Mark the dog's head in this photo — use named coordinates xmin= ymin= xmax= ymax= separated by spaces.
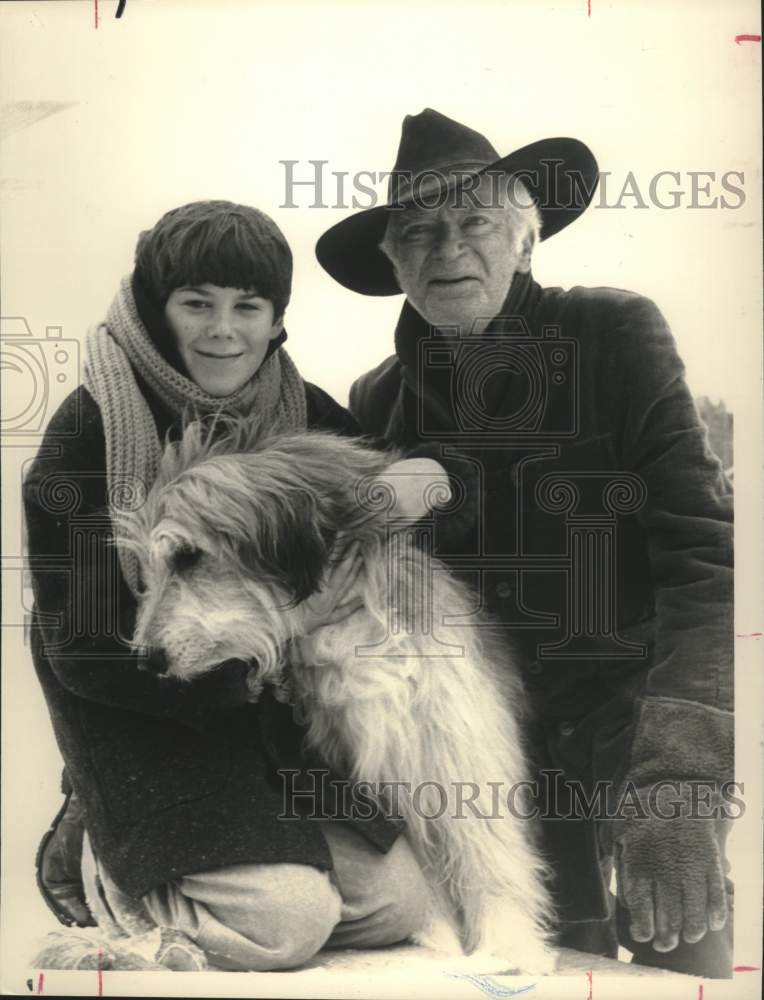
xmin=121 ymin=420 xmax=392 ymax=681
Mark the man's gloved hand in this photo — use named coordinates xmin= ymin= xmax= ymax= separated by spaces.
xmin=610 ymin=782 xmax=730 ymax=952
xmin=36 ymin=790 xmax=96 ymax=928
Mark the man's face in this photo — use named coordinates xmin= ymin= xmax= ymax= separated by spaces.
xmin=382 ymin=176 xmax=533 ymax=333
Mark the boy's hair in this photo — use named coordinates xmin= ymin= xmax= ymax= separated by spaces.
xmin=134 ymin=201 xmax=293 ymax=318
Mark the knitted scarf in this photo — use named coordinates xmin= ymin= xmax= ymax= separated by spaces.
xmin=83 ymin=274 xmax=307 ymax=596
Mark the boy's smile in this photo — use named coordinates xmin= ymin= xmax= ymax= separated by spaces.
xmin=164 ymin=283 xmax=283 ymax=396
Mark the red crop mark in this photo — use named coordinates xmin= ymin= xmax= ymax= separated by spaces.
xmin=35 ymin=974 xmax=44 ymax=995
xmin=586 ymin=970 xmax=593 ymax=1000
xmin=734 ymin=965 xmax=760 ymax=971
xmin=697 ymin=985 xmax=703 ymax=1000
xmin=736 ymin=632 xmax=762 ymax=638
xmin=94 ymin=0 xmax=99 ymax=29
xmin=97 ymin=949 xmax=104 ymax=996
xmin=735 ymin=34 xmax=761 ymax=44
xmin=588 ymin=0 xmax=592 ymax=15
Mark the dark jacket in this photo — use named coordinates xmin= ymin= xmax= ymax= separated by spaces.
xmin=349 ymin=272 xmax=734 ymax=921
xmin=24 ymin=377 xmax=403 ymax=899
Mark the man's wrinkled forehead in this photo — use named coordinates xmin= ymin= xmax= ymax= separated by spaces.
xmin=395 ymin=200 xmax=501 ymax=227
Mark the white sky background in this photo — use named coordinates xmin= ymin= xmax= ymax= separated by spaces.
xmin=1 ymin=0 xmax=762 ymax=994
xmin=1 ymin=0 xmax=761 ymax=413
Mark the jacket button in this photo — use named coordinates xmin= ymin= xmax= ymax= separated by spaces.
xmin=559 ymin=721 xmax=576 ymax=737
xmin=527 ymin=660 xmax=543 ymax=675
xmin=496 ymin=581 xmax=512 ymax=598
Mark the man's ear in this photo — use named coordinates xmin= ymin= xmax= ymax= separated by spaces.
xmin=516 ymin=230 xmax=535 ymax=274
xmin=378 ymin=221 xmax=398 ymax=266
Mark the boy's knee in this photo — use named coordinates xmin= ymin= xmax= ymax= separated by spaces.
xmin=222 ymin=865 xmax=341 ymax=970
xmin=172 ymin=861 xmax=342 ymax=971
xmin=265 ymin=871 xmax=342 ymax=967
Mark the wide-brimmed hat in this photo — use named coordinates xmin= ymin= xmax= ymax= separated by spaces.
xmin=315 ymin=108 xmax=598 ymax=296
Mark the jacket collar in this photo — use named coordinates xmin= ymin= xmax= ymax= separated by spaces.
xmin=394 ymin=269 xmax=539 ymax=375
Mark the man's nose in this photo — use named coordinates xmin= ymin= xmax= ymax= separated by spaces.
xmin=432 ymin=221 xmax=466 ymax=260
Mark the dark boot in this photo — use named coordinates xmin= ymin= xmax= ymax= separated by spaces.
xmin=36 ymin=784 xmax=96 ymax=928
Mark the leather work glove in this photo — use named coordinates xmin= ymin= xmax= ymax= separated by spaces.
xmin=36 ymin=787 xmax=96 ymax=928
xmin=609 ymin=783 xmax=731 ymax=951
xmin=605 ymin=696 xmax=734 ymax=953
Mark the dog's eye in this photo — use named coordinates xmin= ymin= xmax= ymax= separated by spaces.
xmin=172 ymin=545 xmax=203 ymax=573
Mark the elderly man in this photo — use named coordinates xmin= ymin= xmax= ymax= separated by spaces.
xmin=315 ymin=109 xmax=734 ymax=977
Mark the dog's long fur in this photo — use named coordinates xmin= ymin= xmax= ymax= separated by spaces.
xmin=121 ymin=419 xmax=554 ymax=972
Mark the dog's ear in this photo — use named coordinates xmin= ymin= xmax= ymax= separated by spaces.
xmin=237 ymin=488 xmax=336 ymax=605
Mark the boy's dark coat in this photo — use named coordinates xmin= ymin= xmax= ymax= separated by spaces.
xmin=25 ymin=380 xmax=402 ymax=898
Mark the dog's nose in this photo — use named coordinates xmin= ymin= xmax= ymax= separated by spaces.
xmin=142 ymin=647 xmax=170 ymax=676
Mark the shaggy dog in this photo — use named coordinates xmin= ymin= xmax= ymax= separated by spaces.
xmin=121 ymin=421 xmax=555 ymax=973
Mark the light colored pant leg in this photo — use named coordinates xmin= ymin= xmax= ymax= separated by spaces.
xmin=321 ymin=822 xmax=430 ymax=948
xmin=143 ymin=861 xmax=342 ymax=971
xmin=82 ymin=822 xmax=429 ymax=969
xmin=150 ymin=823 xmax=431 ymax=964
xmin=82 ymin=832 xmax=342 ymax=971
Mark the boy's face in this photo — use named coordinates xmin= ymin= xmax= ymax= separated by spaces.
xmin=164 ymin=284 xmax=283 ymax=396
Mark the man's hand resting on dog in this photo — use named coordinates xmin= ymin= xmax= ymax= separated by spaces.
xmin=297 ymin=457 xmax=451 ymax=645
xmin=367 ymin=457 xmax=452 ymax=522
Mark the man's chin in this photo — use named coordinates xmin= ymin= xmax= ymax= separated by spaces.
xmin=422 ymin=303 xmax=487 ymax=333
xmin=414 ymin=288 xmax=488 ymax=330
